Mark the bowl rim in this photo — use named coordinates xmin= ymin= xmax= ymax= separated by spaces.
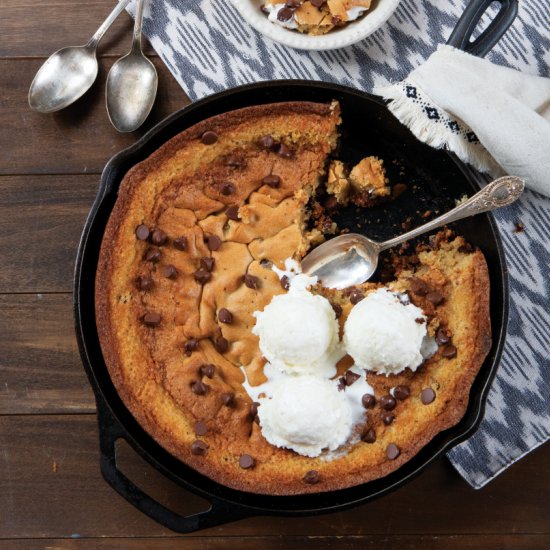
xmin=230 ymin=0 xmax=402 ymax=50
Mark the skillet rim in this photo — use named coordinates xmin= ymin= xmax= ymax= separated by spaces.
xmin=74 ymin=79 xmax=509 ymax=517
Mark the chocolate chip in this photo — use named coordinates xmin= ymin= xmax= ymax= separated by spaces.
xmin=350 ymin=291 xmax=364 ymax=305
xmin=409 ymin=277 xmax=428 ymax=296
xmin=184 ymin=339 xmax=199 ymax=354
xmin=381 ymin=412 xmax=395 ymax=426
xmin=262 ymin=174 xmax=281 ymax=188
xmin=218 ymin=308 xmax=233 ymax=324
xmin=135 ymin=275 xmax=154 ymax=291
xmin=392 ymin=183 xmax=407 ymax=198
xmin=193 ymin=270 xmax=211 ymax=285
xmin=393 ymin=385 xmax=410 ymax=401
xmin=135 ymin=224 xmax=150 ymax=241
xmin=386 ymin=443 xmax=400 ymax=460
xmin=337 ymin=377 xmax=346 ymax=392
xmin=415 ymin=317 xmax=426 ymax=324
xmin=323 ymin=196 xmax=337 ymax=211
xmin=151 ymin=229 xmax=168 ymax=246
xmin=259 ymin=134 xmax=275 ymax=149
xmin=173 ymin=236 xmax=188 ymax=251
xmin=142 ymin=312 xmax=161 ymax=327
xmin=200 ymin=257 xmax=215 ymax=272
xmin=144 ymin=248 xmax=161 ymax=263
xmin=214 ymin=335 xmax=229 ymax=353
xmin=206 ymin=235 xmax=222 ymax=251
xmin=345 ymin=370 xmax=361 ymax=386
xmin=436 ymin=328 xmax=451 ymax=345
xmin=285 ymin=0 xmax=302 ymax=7
xmin=200 ymin=364 xmax=215 ymax=378
xmin=162 ymin=264 xmax=178 ymax=279
xmin=362 ymin=394 xmax=376 ymax=409
xmin=331 ymin=302 xmax=342 ymax=318
xmin=280 ymin=275 xmax=290 ymax=290
xmin=441 ymin=344 xmax=457 ymax=358
xmin=458 ymin=242 xmax=474 ymax=253
xmin=310 ymin=0 xmax=325 ymax=6
xmin=277 ymin=142 xmax=293 ymax=157
xmin=362 ymin=429 xmax=376 ymax=443
xmin=421 ymin=387 xmax=436 ymax=404
xmin=244 ymin=274 xmax=260 ymax=289
xmin=191 ymin=440 xmax=208 ymax=455
xmin=380 ymin=395 xmax=396 ymax=411
xmin=201 ymin=130 xmax=218 ymax=145
xmin=221 ymin=182 xmax=235 ymax=195
xmin=191 ymin=380 xmax=207 ymax=395
xmin=303 ymin=470 xmax=320 ymax=484
xmin=226 ymin=205 xmax=240 ymax=221
xmin=426 ymin=291 xmax=445 ymax=306
xmin=239 ymin=454 xmax=255 ymax=469
xmin=221 ymin=392 xmax=235 ymax=407
xmin=249 ymin=402 xmax=260 ymax=419
xmin=277 ymin=6 xmax=292 ymax=21
xmin=194 ymin=421 xmax=207 ymax=436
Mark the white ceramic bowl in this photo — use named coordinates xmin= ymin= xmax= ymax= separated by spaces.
xmin=231 ymin=0 xmax=401 ymax=51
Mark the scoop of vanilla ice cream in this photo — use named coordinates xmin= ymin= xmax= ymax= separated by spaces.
xmin=344 ymin=288 xmax=427 ymax=375
xmin=257 ymin=375 xmax=353 ymax=457
xmin=253 ymin=286 xmax=340 ymax=376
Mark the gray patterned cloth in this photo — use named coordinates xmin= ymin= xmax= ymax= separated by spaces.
xmin=130 ymin=0 xmax=550 ymax=488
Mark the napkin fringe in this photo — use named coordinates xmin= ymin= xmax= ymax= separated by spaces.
xmin=376 ymin=82 xmax=502 ymax=178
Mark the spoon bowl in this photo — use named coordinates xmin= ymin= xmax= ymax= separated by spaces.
xmin=302 ymin=233 xmax=380 ymax=289
xmin=106 ymin=0 xmax=158 ymax=133
xmin=106 ymin=52 xmax=158 ymax=132
xmin=29 ymin=45 xmax=98 ymax=113
xmin=302 ymin=176 xmax=525 ymax=289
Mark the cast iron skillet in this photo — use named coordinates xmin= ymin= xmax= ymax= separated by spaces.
xmin=74 ymin=0 xmax=517 ymax=533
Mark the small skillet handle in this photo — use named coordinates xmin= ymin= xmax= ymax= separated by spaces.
xmin=96 ymin=397 xmax=250 ymax=533
xmin=447 ymin=0 xmax=518 ymax=57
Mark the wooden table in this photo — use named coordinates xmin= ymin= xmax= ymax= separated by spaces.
xmin=1 ymin=1 xmax=548 ymax=547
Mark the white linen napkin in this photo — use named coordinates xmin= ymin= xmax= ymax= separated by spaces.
xmin=376 ymin=45 xmax=550 ymax=197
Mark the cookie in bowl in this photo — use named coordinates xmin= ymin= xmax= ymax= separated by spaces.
xmin=231 ymin=0 xmax=401 ymax=50
xmin=95 ymin=101 xmax=491 ymax=495
xmin=262 ymin=0 xmax=373 ymax=36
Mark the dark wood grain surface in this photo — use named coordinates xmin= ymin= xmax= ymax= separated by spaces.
xmin=1 ymin=1 xmax=548 ymax=547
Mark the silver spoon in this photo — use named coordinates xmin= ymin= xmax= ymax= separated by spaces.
xmin=302 ymin=176 xmax=525 ymax=289
xmin=28 ymin=0 xmax=132 ymax=113
xmin=106 ymin=0 xmax=158 ymax=132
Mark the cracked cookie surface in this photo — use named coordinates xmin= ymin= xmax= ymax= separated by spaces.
xmin=95 ymin=101 xmax=491 ymax=495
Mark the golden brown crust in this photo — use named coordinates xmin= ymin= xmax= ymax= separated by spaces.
xmin=96 ymin=101 xmax=491 ymax=495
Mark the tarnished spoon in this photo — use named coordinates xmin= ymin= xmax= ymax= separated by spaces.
xmin=302 ymin=176 xmax=525 ymax=289
xmin=106 ymin=0 xmax=158 ymax=132
xmin=28 ymin=0 xmax=132 ymax=113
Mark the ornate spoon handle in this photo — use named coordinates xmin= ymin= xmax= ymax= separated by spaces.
xmin=378 ymin=176 xmax=525 ymax=252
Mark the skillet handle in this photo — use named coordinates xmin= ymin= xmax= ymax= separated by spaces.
xmin=447 ymin=0 xmax=518 ymax=57
xmin=96 ymin=396 xmax=251 ymax=533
